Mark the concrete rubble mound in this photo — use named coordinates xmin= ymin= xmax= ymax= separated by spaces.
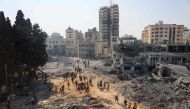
xmin=124 ymin=64 xmax=190 ymax=108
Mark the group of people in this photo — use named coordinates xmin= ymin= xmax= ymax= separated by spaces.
xmin=82 ymin=59 xmax=89 ymax=68
xmin=115 ymin=95 xmax=138 ymax=109
xmin=53 ymin=73 xmax=94 ymax=95
xmin=97 ymin=80 xmax=110 ymax=91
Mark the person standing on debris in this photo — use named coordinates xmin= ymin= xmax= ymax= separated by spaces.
xmin=67 ymin=81 xmax=70 ymax=90
xmin=71 ymin=77 xmax=74 ymax=83
xmin=79 ymin=75 xmax=82 ymax=82
xmin=97 ymin=82 xmax=100 ymax=88
xmin=61 ymin=84 xmax=65 ymax=93
xmin=86 ymin=81 xmax=89 ymax=88
xmin=100 ymin=80 xmax=103 ymax=87
xmin=48 ymin=85 xmax=51 ymax=91
xmin=89 ymin=78 xmax=93 ymax=86
xmin=87 ymin=60 xmax=89 ymax=67
xmin=115 ymin=95 xmax=119 ymax=103
xmin=75 ymin=81 xmax=78 ymax=89
xmin=132 ymin=102 xmax=137 ymax=109
xmin=124 ymin=99 xmax=127 ymax=106
xmin=7 ymin=97 xmax=10 ymax=109
xmin=32 ymin=94 xmax=37 ymax=105
xmin=84 ymin=76 xmax=86 ymax=81
xmin=85 ymin=64 xmax=86 ymax=68
xmin=107 ymin=83 xmax=109 ymax=91
xmin=104 ymin=82 xmax=106 ymax=88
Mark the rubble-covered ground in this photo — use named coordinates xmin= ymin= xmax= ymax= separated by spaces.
xmin=1 ymin=57 xmax=190 ymax=109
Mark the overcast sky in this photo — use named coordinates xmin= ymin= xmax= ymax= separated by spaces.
xmin=0 ymin=0 xmax=190 ymax=38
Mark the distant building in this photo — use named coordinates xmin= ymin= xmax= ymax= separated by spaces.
xmin=46 ymin=32 xmax=65 ymax=56
xmin=65 ymin=27 xmax=83 ymax=57
xmin=142 ymin=21 xmax=188 ymax=45
xmin=85 ymin=27 xmax=99 ymax=41
xmin=79 ymin=38 xmax=95 ymax=58
xmin=79 ymin=28 xmax=103 ymax=58
xmin=120 ymin=35 xmax=137 ymax=44
xmin=183 ymin=30 xmax=190 ymax=45
xmin=95 ymin=32 xmax=104 ymax=57
xmin=99 ymin=4 xmax=119 ymax=56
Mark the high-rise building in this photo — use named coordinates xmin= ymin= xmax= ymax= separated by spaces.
xmin=99 ymin=4 xmax=119 ymax=48
xmin=142 ymin=21 xmax=188 ymax=45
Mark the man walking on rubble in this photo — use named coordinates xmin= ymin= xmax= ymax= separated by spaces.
xmin=107 ymin=83 xmax=110 ymax=91
xmin=132 ymin=102 xmax=137 ymax=109
xmin=124 ymin=99 xmax=127 ymax=107
xmin=7 ymin=97 xmax=10 ymax=109
xmin=79 ymin=75 xmax=82 ymax=82
xmin=115 ymin=95 xmax=119 ymax=103
xmin=61 ymin=84 xmax=65 ymax=94
xmin=67 ymin=81 xmax=70 ymax=90
xmin=89 ymin=78 xmax=93 ymax=86
xmin=75 ymin=81 xmax=78 ymax=89
xmin=100 ymin=80 xmax=103 ymax=87
xmin=71 ymin=77 xmax=74 ymax=83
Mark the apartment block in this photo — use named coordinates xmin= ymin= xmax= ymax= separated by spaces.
xmin=99 ymin=4 xmax=119 ymax=48
xmin=65 ymin=27 xmax=83 ymax=57
xmin=142 ymin=21 xmax=188 ymax=45
xmin=46 ymin=32 xmax=65 ymax=56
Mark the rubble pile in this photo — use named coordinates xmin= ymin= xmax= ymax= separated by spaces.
xmin=103 ymin=60 xmax=113 ymax=66
xmin=124 ymin=64 xmax=190 ymax=108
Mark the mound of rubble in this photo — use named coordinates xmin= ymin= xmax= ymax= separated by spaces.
xmin=124 ymin=64 xmax=190 ymax=108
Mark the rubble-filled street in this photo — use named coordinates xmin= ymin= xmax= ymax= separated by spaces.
xmin=1 ymin=57 xmax=190 ymax=109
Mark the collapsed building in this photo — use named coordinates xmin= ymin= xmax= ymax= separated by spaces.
xmin=112 ymin=43 xmax=190 ymax=73
xmin=112 ymin=43 xmax=148 ymax=73
xmin=142 ymin=44 xmax=190 ymax=65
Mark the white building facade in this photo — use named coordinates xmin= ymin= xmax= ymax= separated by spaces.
xmin=46 ymin=32 xmax=65 ymax=56
xmin=65 ymin=27 xmax=83 ymax=57
xmin=142 ymin=21 xmax=188 ymax=45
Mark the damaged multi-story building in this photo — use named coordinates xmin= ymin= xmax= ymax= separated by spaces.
xmin=112 ymin=42 xmax=190 ymax=73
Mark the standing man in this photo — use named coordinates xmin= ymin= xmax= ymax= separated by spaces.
xmin=67 ymin=82 xmax=70 ymax=90
xmin=107 ymin=83 xmax=110 ymax=91
xmin=7 ymin=97 xmax=10 ymax=109
xmin=115 ymin=95 xmax=119 ymax=103
xmin=124 ymin=99 xmax=127 ymax=106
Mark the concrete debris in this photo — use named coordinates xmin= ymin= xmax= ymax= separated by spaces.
xmin=122 ymin=64 xmax=190 ymax=108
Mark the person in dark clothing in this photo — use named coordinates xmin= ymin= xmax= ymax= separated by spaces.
xmin=48 ymin=85 xmax=51 ymax=91
xmin=100 ymin=80 xmax=103 ymax=87
xmin=71 ymin=77 xmax=74 ymax=83
xmin=115 ymin=95 xmax=119 ymax=103
xmin=97 ymin=82 xmax=100 ymax=88
xmin=84 ymin=76 xmax=86 ymax=81
xmin=124 ymin=99 xmax=127 ymax=106
xmin=89 ymin=78 xmax=93 ymax=86
xmin=67 ymin=82 xmax=70 ymax=90
xmin=7 ymin=100 xmax=10 ymax=109
xmin=79 ymin=75 xmax=82 ymax=82
xmin=32 ymin=95 xmax=37 ymax=105
xmin=104 ymin=83 xmax=106 ymax=88
xmin=61 ymin=85 xmax=65 ymax=93
xmin=132 ymin=102 xmax=137 ymax=109
xmin=107 ymin=83 xmax=110 ymax=91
